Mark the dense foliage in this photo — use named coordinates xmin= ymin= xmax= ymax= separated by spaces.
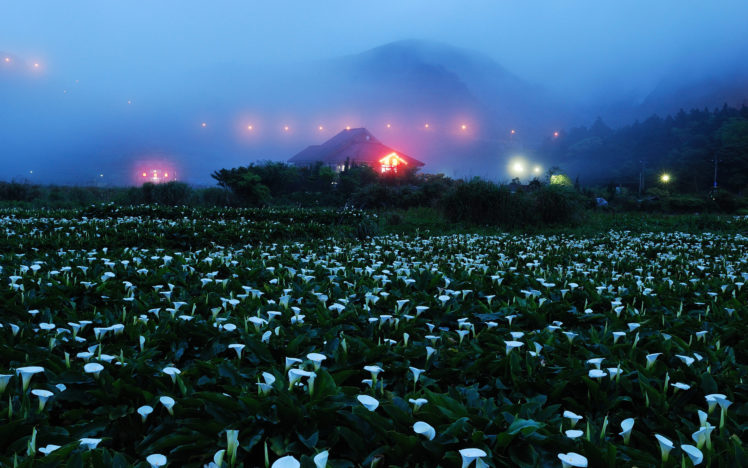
xmin=542 ymin=105 xmax=748 ymax=193
xmin=0 ymin=206 xmax=745 ymax=467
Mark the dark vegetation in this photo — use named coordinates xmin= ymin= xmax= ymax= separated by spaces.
xmin=544 ymin=104 xmax=748 ymax=193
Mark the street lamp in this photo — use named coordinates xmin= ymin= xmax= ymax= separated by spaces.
xmin=508 ymin=158 xmax=526 ymax=178
xmin=660 ymin=173 xmax=671 ymax=183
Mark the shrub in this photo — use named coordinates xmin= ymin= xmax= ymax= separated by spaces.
xmin=530 ymin=185 xmax=583 ymax=225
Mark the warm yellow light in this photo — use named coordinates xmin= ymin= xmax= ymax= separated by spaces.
xmin=461 ymin=124 xmax=467 ymax=130
xmin=247 ymin=125 xmax=253 ymax=130
xmin=511 ymin=129 xmax=516 ymax=134
xmin=533 ymin=165 xmax=541 ymax=174
xmin=345 ymin=126 xmax=351 ymax=130
xmin=512 ymin=162 xmax=524 ymax=173
xmin=284 ymin=125 xmax=289 ymax=131
xmin=424 ymin=123 xmax=430 ymax=129
xmin=164 ymin=173 xmax=169 ymax=178
xmin=318 ymin=125 xmax=324 ymax=131
xmin=142 ymin=172 xmax=147 ymax=177
xmin=660 ymin=173 xmax=671 ymax=183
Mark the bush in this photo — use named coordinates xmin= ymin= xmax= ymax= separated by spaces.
xmin=531 ymin=185 xmax=583 ymax=225
xmin=669 ymin=195 xmax=707 ymax=213
xmin=0 ymin=182 xmax=40 ymax=202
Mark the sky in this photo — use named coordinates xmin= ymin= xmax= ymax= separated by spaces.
xmin=2 ymin=1 xmax=747 ymax=183
xmin=4 ymin=1 xmax=747 ymax=91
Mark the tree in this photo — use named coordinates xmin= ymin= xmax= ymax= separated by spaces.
xmin=211 ymin=168 xmax=270 ymax=206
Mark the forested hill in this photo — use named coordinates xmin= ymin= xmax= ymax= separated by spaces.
xmin=542 ymin=105 xmax=748 ymax=193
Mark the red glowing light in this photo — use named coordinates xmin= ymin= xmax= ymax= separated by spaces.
xmin=553 ymin=131 xmax=559 ymax=137
xmin=379 ymin=152 xmax=408 ymax=174
xmin=135 ymin=161 xmax=178 ymax=185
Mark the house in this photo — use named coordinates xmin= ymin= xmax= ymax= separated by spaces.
xmin=288 ymin=127 xmax=424 ymax=174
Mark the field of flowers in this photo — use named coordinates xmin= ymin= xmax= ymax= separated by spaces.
xmin=0 ymin=206 xmax=746 ymax=467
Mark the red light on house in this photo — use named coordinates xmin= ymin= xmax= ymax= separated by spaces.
xmin=379 ymin=152 xmax=408 ymax=174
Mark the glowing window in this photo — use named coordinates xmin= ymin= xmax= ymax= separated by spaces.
xmin=379 ymin=152 xmax=408 ymax=174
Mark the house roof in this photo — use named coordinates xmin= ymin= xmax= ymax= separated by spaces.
xmin=289 ymin=128 xmax=424 ymax=167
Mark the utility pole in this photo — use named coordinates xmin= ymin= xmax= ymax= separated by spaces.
xmin=638 ymin=159 xmax=644 ymax=196
xmin=713 ymin=153 xmax=719 ymax=189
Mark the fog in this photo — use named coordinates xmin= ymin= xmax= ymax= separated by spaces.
xmin=2 ymin=1 xmax=747 ymax=185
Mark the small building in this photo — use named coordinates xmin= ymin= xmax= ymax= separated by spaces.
xmin=289 ymin=127 xmax=424 ymax=174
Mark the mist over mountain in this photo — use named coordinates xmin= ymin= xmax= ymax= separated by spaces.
xmin=1 ymin=39 xmax=746 ymax=185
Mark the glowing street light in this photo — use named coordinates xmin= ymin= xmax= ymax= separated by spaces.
xmin=553 ymin=131 xmax=559 ymax=138
xmin=461 ymin=124 xmax=467 ymax=130
xmin=284 ymin=125 xmax=290 ymax=131
xmin=318 ymin=125 xmax=324 ymax=131
xmin=142 ymin=172 xmax=147 ymax=177
xmin=424 ymin=123 xmax=430 ymax=129
xmin=247 ymin=125 xmax=253 ymax=131
xmin=510 ymin=129 xmax=516 ymax=135
xmin=345 ymin=125 xmax=351 ymax=130
xmin=533 ymin=165 xmax=542 ymax=175
xmin=660 ymin=173 xmax=671 ymax=183
xmin=508 ymin=158 xmax=526 ymax=177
